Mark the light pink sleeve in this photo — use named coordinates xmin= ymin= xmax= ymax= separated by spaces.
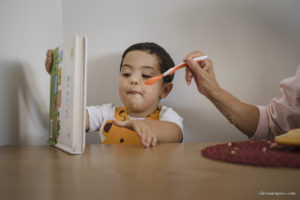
xmin=250 ymin=65 xmax=300 ymax=140
xmin=250 ymin=105 xmax=269 ymax=140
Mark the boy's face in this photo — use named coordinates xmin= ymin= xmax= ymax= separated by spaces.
xmin=119 ymin=50 xmax=172 ymax=117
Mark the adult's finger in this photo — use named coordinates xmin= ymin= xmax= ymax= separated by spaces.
xmin=185 ymin=67 xmax=193 ymax=85
xmin=202 ymin=58 xmax=214 ymax=77
xmin=186 ymin=57 xmax=206 ymax=77
xmin=184 ymin=50 xmax=206 ymax=60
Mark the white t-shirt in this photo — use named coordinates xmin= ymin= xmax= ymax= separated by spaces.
xmin=86 ymin=104 xmax=184 ymax=142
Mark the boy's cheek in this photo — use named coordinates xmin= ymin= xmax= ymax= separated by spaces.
xmin=144 ymin=90 xmax=161 ymax=103
xmin=143 ymin=87 xmax=157 ymax=96
xmin=118 ymin=82 xmax=126 ymax=93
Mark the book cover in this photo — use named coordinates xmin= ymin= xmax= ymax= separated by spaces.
xmin=48 ymin=35 xmax=87 ymax=154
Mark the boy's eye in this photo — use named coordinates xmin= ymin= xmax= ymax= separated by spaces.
xmin=122 ymin=73 xmax=131 ymax=77
xmin=142 ymin=74 xmax=152 ymax=79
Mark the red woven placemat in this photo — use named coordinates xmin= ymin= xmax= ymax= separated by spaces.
xmin=201 ymin=140 xmax=300 ymax=168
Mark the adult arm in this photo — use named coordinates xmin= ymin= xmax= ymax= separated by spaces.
xmin=184 ymin=51 xmax=259 ymax=137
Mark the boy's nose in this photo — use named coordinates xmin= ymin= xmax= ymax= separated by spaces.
xmin=130 ymin=75 xmax=139 ymax=85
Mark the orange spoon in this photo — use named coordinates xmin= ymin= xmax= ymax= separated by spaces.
xmin=144 ymin=55 xmax=208 ymax=85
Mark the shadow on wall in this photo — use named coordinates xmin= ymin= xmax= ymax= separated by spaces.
xmin=0 ymin=60 xmax=20 ymax=145
xmin=87 ymin=53 xmax=122 ymax=106
xmin=0 ymin=59 xmax=48 ymax=145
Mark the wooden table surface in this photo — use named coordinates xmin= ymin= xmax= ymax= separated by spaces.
xmin=1 ymin=143 xmax=299 ymax=200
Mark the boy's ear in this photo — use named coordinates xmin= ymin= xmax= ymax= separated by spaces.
xmin=160 ymin=82 xmax=173 ymax=99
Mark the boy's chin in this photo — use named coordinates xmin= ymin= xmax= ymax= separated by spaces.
xmin=122 ymin=98 xmax=158 ymax=113
xmin=124 ymin=102 xmax=149 ymax=112
xmin=125 ymin=102 xmax=144 ymax=111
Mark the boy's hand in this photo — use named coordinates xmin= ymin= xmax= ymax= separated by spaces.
xmin=112 ymin=119 xmax=157 ymax=148
xmin=45 ymin=49 xmax=53 ymax=74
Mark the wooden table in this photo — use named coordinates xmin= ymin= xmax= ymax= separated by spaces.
xmin=1 ymin=143 xmax=299 ymax=200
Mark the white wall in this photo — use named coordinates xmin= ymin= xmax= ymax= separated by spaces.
xmin=0 ymin=0 xmax=62 ymax=145
xmin=1 ymin=0 xmax=300 ymax=145
xmin=63 ymin=0 xmax=300 ymax=142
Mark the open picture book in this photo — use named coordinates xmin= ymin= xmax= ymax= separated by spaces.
xmin=48 ymin=35 xmax=87 ymax=154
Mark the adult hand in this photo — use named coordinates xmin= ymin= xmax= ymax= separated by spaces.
xmin=45 ymin=49 xmax=53 ymax=74
xmin=184 ymin=51 xmax=260 ymax=137
xmin=183 ymin=51 xmax=221 ymax=99
xmin=112 ymin=119 xmax=157 ymax=148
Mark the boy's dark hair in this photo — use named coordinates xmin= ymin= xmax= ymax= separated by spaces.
xmin=120 ymin=42 xmax=175 ymax=83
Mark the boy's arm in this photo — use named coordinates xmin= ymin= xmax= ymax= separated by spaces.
xmin=112 ymin=119 xmax=183 ymax=147
xmin=85 ymin=109 xmax=90 ymax=131
xmin=142 ymin=120 xmax=182 ymax=143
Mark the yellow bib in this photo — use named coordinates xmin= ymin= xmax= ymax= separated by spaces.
xmin=102 ymin=107 xmax=160 ymax=144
